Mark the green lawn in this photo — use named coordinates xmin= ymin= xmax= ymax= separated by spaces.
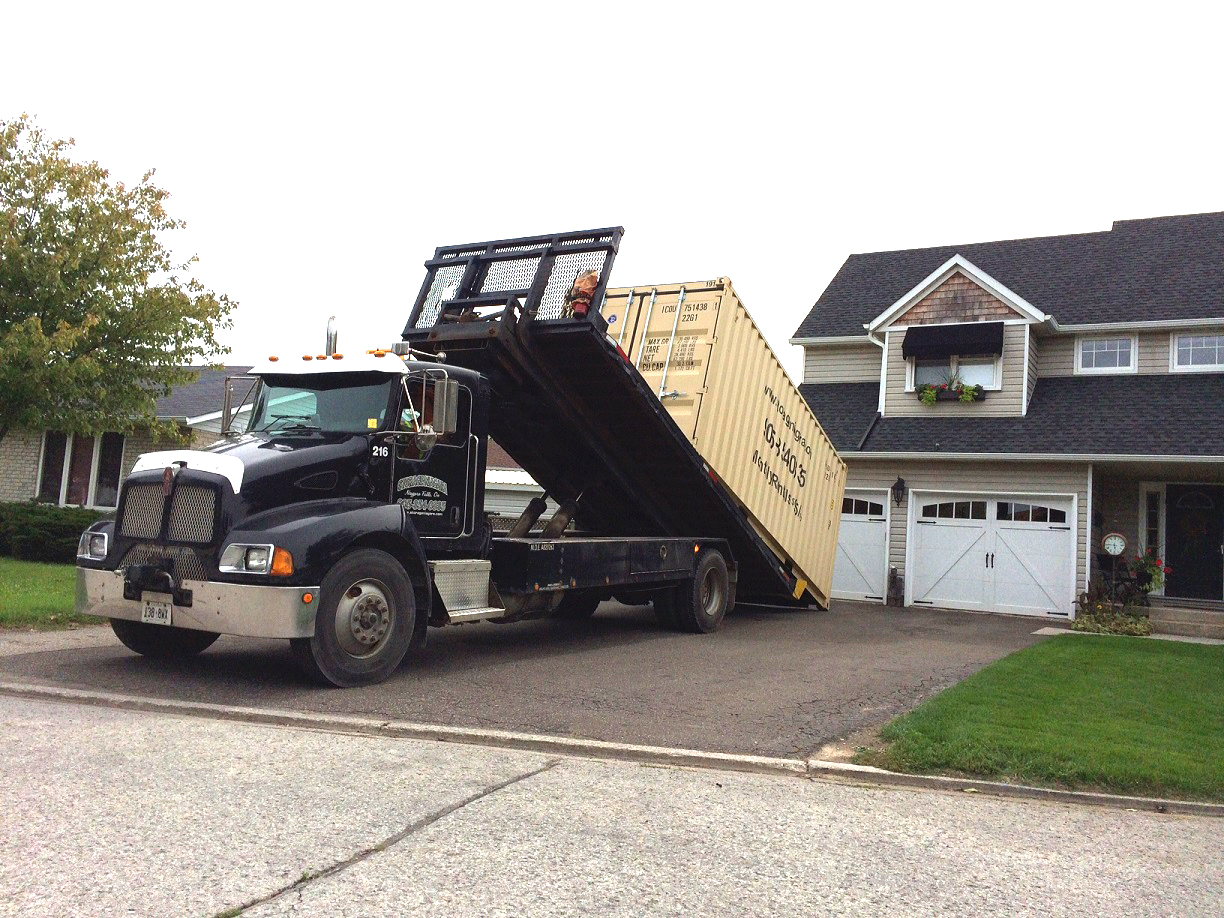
xmin=858 ymin=635 xmax=1224 ymax=801
xmin=0 ymin=558 xmax=102 ymax=630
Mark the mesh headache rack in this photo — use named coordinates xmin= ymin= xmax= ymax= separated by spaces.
xmin=402 ymin=227 xmax=624 ymax=334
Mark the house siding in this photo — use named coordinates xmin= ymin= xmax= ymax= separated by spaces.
xmin=846 ymin=459 xmax=1091 ymax=596
xmin=1038 ymin=329 xmax=1224 ymax=377
xmin=0 ymin=431 xmax=43 ymax=502
xmin=882 ymin=323 xmax=1027 ymax=417
xmin=803 ymin=342 xmax=881 ymax=384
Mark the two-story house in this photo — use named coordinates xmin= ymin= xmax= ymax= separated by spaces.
xmin=793 ymin=211 xmax=1224 ymax=620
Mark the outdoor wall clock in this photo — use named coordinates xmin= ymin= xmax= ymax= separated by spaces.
xmin=1102 ymin=532 xmax=1127 ymax=556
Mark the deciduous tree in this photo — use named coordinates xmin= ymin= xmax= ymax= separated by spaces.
xmin=0 ymin=114 xmax=235 ymax=443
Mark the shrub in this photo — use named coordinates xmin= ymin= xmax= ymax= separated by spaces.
xmin=0 ymin=502 xmax=110 ymax=564
xmin=1072 ymin=612 xmax=1153 ymax=636
xmin=1073 ymin=585 xmax=1152 ymax=636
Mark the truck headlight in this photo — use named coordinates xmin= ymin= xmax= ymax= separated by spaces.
xmin=76 ymin=531 xmax=108 ymax=561
xmin=220 ymin=543 xmax=293 ymax=575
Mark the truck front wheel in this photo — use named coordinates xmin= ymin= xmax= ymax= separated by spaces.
xmin=655 ymin=550 xmax=730 ymax=634
xmin=110 ymin=619 xmax=220 ymax=659
xmin=291 ymin=549 xmax=415 ymax=687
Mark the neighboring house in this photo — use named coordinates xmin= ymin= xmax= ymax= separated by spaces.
xmin=792 ymin=211 xmax=1224 ymax=619
xmin=0 ymin=367 xmax=250 ymax=511
xmin=484 ymin=439 xmax=557 ymax=530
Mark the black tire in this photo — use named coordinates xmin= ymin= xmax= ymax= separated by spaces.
xmin=553 ymin=592 xmax=602 ymax=619
xmin=672 ymin=550 xmax=731 ymax=634
xmin=291 ymin=549 xmax=415 ymax=687
xmin=110 ymin=618 xmax=220 ymax=659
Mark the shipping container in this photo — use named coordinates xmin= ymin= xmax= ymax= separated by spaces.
xmin=603 ymin=278 xmax=847 ymax=606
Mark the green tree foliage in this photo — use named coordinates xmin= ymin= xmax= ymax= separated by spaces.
xmin=0 ymin=114 xmax=235 ymax=443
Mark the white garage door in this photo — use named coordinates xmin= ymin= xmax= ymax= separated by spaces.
xmin=832 ymin=492 xmax=888 ymax=602
xmin=909 ymin=494 xmax=1074 ymax=618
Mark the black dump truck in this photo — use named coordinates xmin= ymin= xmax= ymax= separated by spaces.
xmin=76 ymin=229 xmax=826 ymax=686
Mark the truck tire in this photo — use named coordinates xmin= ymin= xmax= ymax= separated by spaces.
xmin=291 ymin=549 xmax=415 ymax=687
xmin=110 ymin=619 xmax=220 ymax=659
xmin=553 ymin=592 xmax=602 ymax=619
xmin=663 ymin=550 xmax=731 ymax=634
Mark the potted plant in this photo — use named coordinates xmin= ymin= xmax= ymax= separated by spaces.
xmin=1130 ymin=548 xmax=1171 ymax=593
xmin=915 ymin=372 xmax=985 ymax=406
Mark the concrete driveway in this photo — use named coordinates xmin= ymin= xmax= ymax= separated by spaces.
xmin=0 ymin=600 xmax=1044 ymax=758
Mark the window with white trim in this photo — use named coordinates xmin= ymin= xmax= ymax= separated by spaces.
xmin=1172 ymin=333 xmax=1224 ymax=371
xmin=37 ymin=432 xmax=125 ymax=508
xmin=1076 ymin=336 xmax=1136 ymax=374
xmin=907 ymin=355 xmax=1001 ymax=391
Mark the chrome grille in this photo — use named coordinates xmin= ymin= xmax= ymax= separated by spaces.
xmin=168 ymin=486 xmax=217 ymax=543
xmin=120 ymin=485 xmax=164 ymax=539
xmin=120 ymin=544 xmax=209 ymax=582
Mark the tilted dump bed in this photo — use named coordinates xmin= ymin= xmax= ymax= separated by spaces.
xmin=401 ymin=228 xmax=832 ymax=605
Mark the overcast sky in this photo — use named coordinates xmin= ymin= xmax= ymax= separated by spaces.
xmin=6 ymin=3 xmax=1221 ymax=380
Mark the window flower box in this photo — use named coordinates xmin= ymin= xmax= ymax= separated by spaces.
xmin=916 ymin=383 xmax=986 ymax=406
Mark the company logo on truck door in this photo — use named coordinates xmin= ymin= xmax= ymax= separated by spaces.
xmin=397 ymin=474 xmax=449 ymax=515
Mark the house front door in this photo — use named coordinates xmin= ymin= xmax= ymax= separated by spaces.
xmin=1164 ymin=484 xmax=1224 ymax=600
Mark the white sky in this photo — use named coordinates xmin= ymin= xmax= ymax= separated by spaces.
xmin=6 ymin=2 xmax=1222 ymax=381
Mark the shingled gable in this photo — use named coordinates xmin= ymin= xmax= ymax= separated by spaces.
xmin=866 ymin=254 xmax=1048 ymax=333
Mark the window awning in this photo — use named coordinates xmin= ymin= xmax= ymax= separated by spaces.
xmin=901 ymin=321 xmax=1004 ymax=359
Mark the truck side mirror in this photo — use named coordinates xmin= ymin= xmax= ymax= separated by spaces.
xmin=432 ymin=378 xmax=459 ymax=435
xmin=222 ymin=376 xmax=259 ymax=435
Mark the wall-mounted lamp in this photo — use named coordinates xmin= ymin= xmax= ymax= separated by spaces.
xmin=891 ymin=476 xmax=907 ymax=506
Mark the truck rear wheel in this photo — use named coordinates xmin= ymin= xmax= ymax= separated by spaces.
xmin=291 ymin=549 xmax=414 ymax=687
xmin=110 ymin=619 xmax=220 ymax=659
xmin=655 ymin=550 xmax=730 ymax=634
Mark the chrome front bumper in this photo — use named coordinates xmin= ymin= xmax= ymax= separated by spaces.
xmin=76 ymin=567 xmax=320 ymax=639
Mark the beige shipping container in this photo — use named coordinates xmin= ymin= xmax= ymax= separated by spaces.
xmin=602 ymin=278 xmax=847 ymax=607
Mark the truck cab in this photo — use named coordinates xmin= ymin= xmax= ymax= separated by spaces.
xmin=76 ymin=350 xmax=493 ymax=686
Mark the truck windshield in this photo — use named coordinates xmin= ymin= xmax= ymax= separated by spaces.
xmin=247 ymin=372 xmax=397 ymax=434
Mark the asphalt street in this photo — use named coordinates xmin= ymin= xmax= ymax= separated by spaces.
xmin=2 ymin=695 xmax=1219 ymax=918
xmin=0 ymin=601 xmax=1043 ymax=758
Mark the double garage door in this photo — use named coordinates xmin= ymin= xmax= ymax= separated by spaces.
xmin=834 ymin=490 xmax=1075 ymax=618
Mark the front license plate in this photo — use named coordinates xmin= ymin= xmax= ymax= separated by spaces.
xmin=142 ymin=600 xmax=172 ymax=626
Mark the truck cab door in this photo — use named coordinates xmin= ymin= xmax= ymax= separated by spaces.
xmin=392 ymin=375 xmax=477 ymax=539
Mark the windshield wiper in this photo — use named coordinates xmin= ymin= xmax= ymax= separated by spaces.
xmin=256 ymin=413 xmax=315 ymax=432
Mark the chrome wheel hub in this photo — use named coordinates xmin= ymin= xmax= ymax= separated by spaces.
xmin=335 ymin=579 xmax=392 ymax=657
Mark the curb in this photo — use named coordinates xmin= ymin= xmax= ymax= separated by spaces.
xmin=3 ymin=680 xmax=1220 ymax=818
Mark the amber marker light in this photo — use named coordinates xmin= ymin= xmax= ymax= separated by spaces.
xmin=331 ymin=353 xmax=343 ymax=359
xmin=302 ymin=592 xmax=314 ymax=604
xmin=303 ymin=355 xmax=313 ymax=361
xmin=270 ymin=547 xmax=294 ymax=576
xmin=694 ymin=544 xmax=701 ymax=553
xmin=268 ymin=356 xmax=279 ymax=362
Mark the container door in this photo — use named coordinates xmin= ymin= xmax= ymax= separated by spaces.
xmin=603 ymin=285 xmax=721 ymax=440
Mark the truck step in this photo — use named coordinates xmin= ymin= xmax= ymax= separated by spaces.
xmin=445 ymin=606 xmax=507 ymax=623
xmin=430 ymin=559 xmax=503 ymax=624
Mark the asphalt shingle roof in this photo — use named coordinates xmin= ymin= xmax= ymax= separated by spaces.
xmin=794 ymin=212 xmax=1224 ymax=339
xmin=803 ymin=374 xmax=1224 ymax=458
xmin=156 ymin=367 xmax=252 ymax=420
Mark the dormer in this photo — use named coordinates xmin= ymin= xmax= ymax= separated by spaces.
xmin=866 ymin=255 xmax=1051 ymax=417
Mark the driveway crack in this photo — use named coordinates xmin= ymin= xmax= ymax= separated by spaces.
xmin=209 ymin=758 xmax=561 ymax=917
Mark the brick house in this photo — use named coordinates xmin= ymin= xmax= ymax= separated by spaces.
xmin=793 ymin=212 xmax=1224 ymax=620
xmin=0 ymin=367 xmax=249 ymax=511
